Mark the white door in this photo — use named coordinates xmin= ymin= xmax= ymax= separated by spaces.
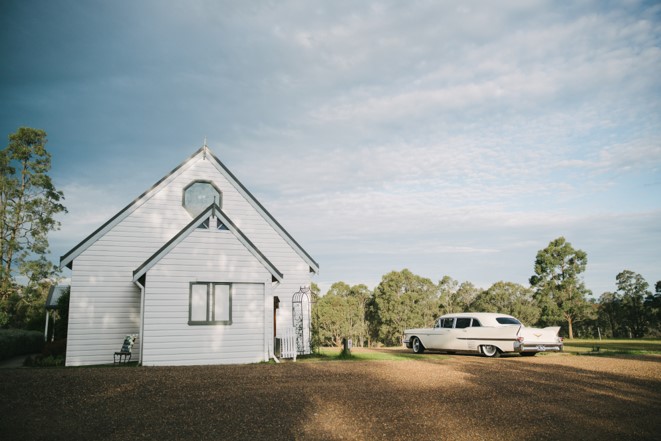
xmin=426 ymin=317 xmax=454 ymax=349
xmin=446 ymin=317 xmax=472 ymax=350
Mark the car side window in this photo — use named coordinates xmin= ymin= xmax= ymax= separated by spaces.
xmin=455 ymin=318 xmax=471 ymax=329
xmin=442 ymin=318 xmax=454 ymax=328
xmin=434 ymin=318 xmax=441 ymax=328
xmin=470 ymin=319 xmax=482 ymax=327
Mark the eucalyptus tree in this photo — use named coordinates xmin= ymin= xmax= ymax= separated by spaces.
xmin=472 ymin=281 xmax=541 ymax=326
xmin=438 ymin=276 xmax=479 ymax=314
xmin=326 ymin=281 xmax=351 ymax=298
xmin=348 ymin=284 xmax=371 ymax=347
xmin=646 ymin=281 xmax=661 ymax=333
xmin=315 ymin=290 xmax=350 ymax=347
xmin=437 ymin=275 xmax=459 ymax=313
xmin=370 ymin=269 xmax=438 ymax=346
xmin=597 ymin=291 xmax=622 ymax=337
xmin=0 ymin=128 xmax=66 ymax=325
xmin=529 ymin=237 xmax=591 ymax=339
xmin=615 ymin=270 xmax=652 ymax=338
xmin=315 ymin=282 xmax=371 ymax=347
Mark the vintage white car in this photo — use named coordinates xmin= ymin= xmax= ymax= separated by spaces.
xmin=403 ymin=312 xmax=563 ymax=357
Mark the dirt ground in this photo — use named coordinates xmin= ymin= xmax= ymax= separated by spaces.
xmin=1 ymin=349 xmax=660 ymax=441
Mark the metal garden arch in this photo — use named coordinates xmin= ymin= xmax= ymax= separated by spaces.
xmin=292 ymin=286 xmax=312 ymax=354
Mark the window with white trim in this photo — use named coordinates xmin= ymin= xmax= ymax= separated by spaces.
xmin=189 ymin=282 xmax=232 ymax=325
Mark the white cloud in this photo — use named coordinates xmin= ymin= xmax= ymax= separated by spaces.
xmin=3 ymin=0 xmax=660 ymax=296
xmin=50 ymin=183 xmax=127 ymax=246
xmin=595 ymin=138 xmax=661 ymax=174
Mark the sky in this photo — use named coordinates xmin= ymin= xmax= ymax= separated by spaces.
xmin=1 ymin=0 xmax=660 ymax=297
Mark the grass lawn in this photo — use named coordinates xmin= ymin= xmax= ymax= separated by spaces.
xmin=302 ymin=340 xmax=661 ymax=361
xmin=562 ymin=338 xmax=661 ymax=355
xmin=298 ymin=346 xmax=447 ymax=362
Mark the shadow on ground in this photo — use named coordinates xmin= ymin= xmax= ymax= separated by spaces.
xmin=1 ymin=351 xmax=659 ymax=440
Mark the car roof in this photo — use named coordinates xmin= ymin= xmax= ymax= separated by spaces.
xmin=440 ymin=312 xmax=516 ymax=319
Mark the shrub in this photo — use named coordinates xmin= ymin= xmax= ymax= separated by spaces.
xmin=42 ymin=339 xmax=66 ymax=358
xmin=0 ymin=329 xmax=44 ymax=361
xmin=23 ymin=353 xmax=65 ymax=367
xmin=53 ymin=288 xmax=70 ymax=339
xmin=22 ymin=339 xmax=67 ymax=367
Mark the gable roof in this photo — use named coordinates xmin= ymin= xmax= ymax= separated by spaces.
xmin=133 ymin=203 xmax=283 ymax=283
xmin=60 ymin=146 xmax=319 ymax=273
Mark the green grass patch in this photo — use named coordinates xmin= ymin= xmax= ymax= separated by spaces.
xmin=297 ymin=347 xmax=445 ymax=362
xmin=563 ymin=339 xmax=661 ymax=355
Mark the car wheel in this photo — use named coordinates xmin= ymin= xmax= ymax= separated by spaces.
xmin=481 ymin=345 xmax=500 ymax=358
xmin=520 ymin=352 xmax=537 ymax=357
xmin=412 ymin=337 xmax=425 ymax=354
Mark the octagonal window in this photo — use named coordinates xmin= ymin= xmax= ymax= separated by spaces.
xmin=183 ymin=181 xmax=221 ymax=217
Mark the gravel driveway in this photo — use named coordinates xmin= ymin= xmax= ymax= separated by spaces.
xmin=1 ymin=350 xmax=660 ymax=440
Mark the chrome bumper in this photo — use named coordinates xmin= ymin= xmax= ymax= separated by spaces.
xmin=514 ymin=341 xmax=563 ymax=353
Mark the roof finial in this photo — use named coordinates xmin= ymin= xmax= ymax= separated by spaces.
xmin=203 ymin=136 xmax=207 ymax=148
xmin=203 ymin=136 xmax=208 ymax=159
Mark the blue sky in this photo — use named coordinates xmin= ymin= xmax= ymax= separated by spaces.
xmin=1 ymin=0 xmax=660 ymax=296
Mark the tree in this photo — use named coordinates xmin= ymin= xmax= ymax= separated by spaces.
xmin=348 ymin=284 xmax=370 ymax=347
xmin=529 ymin=237 xmax=591 ymax=339
xmin=645 ymin=281 xmax=661 ymax=335
xmin=315 ymin=291 xmax=350 ymax=347
xmin=370 ymin=269 xmax=438 ymax=346
xmin=438 ymin=276 xmax=479 ymax=314
xmin=598 ymin=291 xmax=623 ymax=338
xmin=615 ymin=270 xmax=651 ymax=338
xmin=309 ymin=282 xmax=322 ymax=351
xmin=472 ymin=281 xmax=540 ymax=326
xmin=310 ymin=282 xmax=321 ymax=301
xmin=1 ymin=128 xmax=66 ymax=311
xmin=53 ymin=286 xmax=70 ymax=339
xmin=437 ymin=276 xmax=459 ymax=313
xmin=314 ymin=282 xmax=371 ymax=347
xmin=6 ymin=279 xmax=51 ymax=331
xmin=326 ymin=281 xmax=351 ymax=298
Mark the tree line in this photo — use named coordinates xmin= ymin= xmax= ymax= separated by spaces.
xmin=1 ymin=127 xmax=659 ymax=348
xmin=313 ymin=237 xmax=660 ymax=347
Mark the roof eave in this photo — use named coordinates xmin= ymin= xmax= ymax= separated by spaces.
xmin=205 ymin=149 xmax=319 ymax=274
xmin=60 ymin=146 xmax=206 ymax=269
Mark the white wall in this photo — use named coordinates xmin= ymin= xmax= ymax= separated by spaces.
xmin=66 ymin=152 xmax=311 ymax=366
xmin=142 ymin=226 xmax=271 ymax=365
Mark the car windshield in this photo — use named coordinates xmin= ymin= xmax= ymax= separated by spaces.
xmin=496 ymin=317 xmax=521 ymax=325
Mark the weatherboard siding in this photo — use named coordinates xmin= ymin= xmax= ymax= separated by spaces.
xmin=66 ymin=255 xmax=142 ymax=366
xmin=142 ymin=228 xmax=270 ymax=365
xmin=65 ymin=151 xmax=311 ymax=366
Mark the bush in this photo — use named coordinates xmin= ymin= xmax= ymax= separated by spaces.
xmin=54 ymin=288 xmax=70 ymax=339
xmin=23 ymin=354 xmax=65 ymax=367
xmin=42 ymin=339 xmax=66 ymax=357
xmin=0 ymin=329 xmax=44 ymax=361
xmin=22 ymin=339 xmax=67 ymax=367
